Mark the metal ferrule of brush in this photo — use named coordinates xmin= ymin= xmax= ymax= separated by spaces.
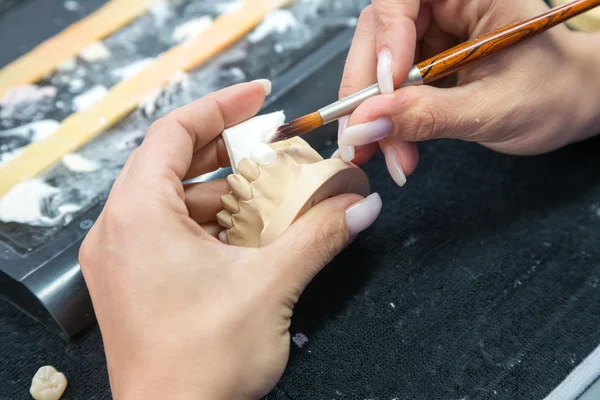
xmin=318 ymin=65 xmax=424 ymax=124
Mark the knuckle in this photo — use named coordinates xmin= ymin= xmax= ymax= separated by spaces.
xmin=312 ymin=218 xmax=347 ymax=264
xmin=409 ymin=103 xmax=446 ymax=142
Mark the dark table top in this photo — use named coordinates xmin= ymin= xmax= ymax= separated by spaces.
xmin=2 ymin=1 xmax=600 ymax=399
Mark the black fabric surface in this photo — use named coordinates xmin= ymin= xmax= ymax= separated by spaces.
xmin=2 ymin=131 xmax=600 ymax=399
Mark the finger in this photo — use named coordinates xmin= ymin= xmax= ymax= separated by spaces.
xmin=184 ymin=179 xmax=230 ymax=224
xmin=264 ymin=193 xmax=382 ymax=296
xmin=339 ymin=84 xmax=482 ymax=145
xmin=338 ymin=6 xmax=378 ymax=160
xmin=340 ymin=5 xmax=378 ymax=98
xmin=184 ymin=135 xmax=230 ymax=180
xmin=372 ymin=0 xmax=421 ymax=93
xmin=126 ymin=81 xmax=268 ymax=190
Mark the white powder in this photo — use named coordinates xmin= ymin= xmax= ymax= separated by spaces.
xmin=79 ymin=41 xmax=111 ymax=62
xmin=247 ymin=10 xmax=298 ymax=43
xmin=63 ymin=0 xmax=80 ymax=11
xmin=222 ymin=111 xmax=285 ymax=173
xmin=56 ymin=58 xmax=76 ymax=72
xmin=0 ymin=120 xmax=60 ymax=141
xmin=215 ymin=0 xmax=244 ymax=13
xmin=0 ymin=84 xmax=56 ymax=107
xmin=112 ymin=58 xmax=155 ymax=80
xmin=150 ymin=0 xmax=172 ymax=26
xmin=62 ymin=153 xmax=100 ymax=173
xmin=0 ymin=180 xmax=59 ymax=226
xmin=72 ymin=85 xmax=108 ymax=112
xmin=172 ymin=16 xmax=213 ymax=43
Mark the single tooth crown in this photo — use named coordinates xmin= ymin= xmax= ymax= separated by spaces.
xmin=237 ymin=158 xmax=260 ymax=181
xmin=227 ymin=174 xmax=252 ymax=201
xmin=30 ymin=366 xmax=68 ymax=400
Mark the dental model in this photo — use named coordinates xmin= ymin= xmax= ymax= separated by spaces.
xmin=218 ymin=111 xmax=370 ymax=248
xmin=29 ymin=366 xmax=67 ymax=400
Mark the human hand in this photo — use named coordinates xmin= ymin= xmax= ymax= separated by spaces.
xmin=79 ymin=82 xmax=382 ymax=399
xmin=337 ymin=0 xmax=600 ymax=186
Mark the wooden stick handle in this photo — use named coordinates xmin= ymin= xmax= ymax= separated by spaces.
xmin=416 ymin=0 xmax=600 ymax=84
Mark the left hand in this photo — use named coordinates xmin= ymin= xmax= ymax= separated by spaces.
xmin=79 ymin=82 xmax=382 ymax=399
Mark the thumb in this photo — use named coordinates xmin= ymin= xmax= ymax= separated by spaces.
xmin=266 ymin=193 xmax=382 ymax=295
xmin=372 ymin=0 xmax=421 ymax=94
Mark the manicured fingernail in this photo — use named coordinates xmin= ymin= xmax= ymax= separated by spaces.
xmin=219 ymin=230 xmax=229 ymax=244
xmin=340 ymin=146 xmax=355 ymax=162
xmin=346 ymin=193 xmax=382 ymax=236
xmin=377 ymin=49 xmax=394 ymax=94
xmin=252 ymin=79 xmax=272 ymax=96
xmin=383 ymin=145 xmax=407 ymax=187
xmin=337 ymin=116 xmax=355 ymax=162
xmin=330 ymin=149 xmax=340 ymax=158
xmin=338 ymin=117 xmax=393 ymax=146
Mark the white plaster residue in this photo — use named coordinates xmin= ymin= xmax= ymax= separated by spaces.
xmin=79 ymin=41 xmax=111 ymax=62
xmin=112 ymin=58 xmax=155 ymax=80
xmin=150 ymin=0 xmax=172 ymax=26
xmin=0 ymin=180 xmax=59 ymax=225
xmin=292 ymin=333 xmax=308 ymax=348
xmin=63 ymin=0 xmax=80 ymax=11
xmin=138 ymin=71 xmax=189 ymax=117
xmin=68 ymin=78 xmax=85 ymax=93
xmin=62 ymin=153 xmax=100 ymax=173
xmin=248 ymin=10 xmax=298 ymax=43
xmin=72 ymin=85 xmax=108 ymax=112
xmin=250 ymin=143 xmax=277 ymax=166
xmin=0 ymin=120 xmax=60 ymax=142
xmin=172 ymin=16 xmax=213 ymax=43
xmin=215 ymin=0 xmax=244 ymax=13
xmin=222 ymin=111 xmax=285 ymax=173
xmin=0 ymin=84 xmax=56 ymax=107
xmin=57 ymin=58 xmax=76 ymax=72
xmin=228 ymin=67 xmax=246 ymax=81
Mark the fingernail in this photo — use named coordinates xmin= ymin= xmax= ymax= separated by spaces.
xmin=337 ymin=116 xmax=355 ymax=162
xmin=346 ymin=193 xmax=382 ymax=236
xmin=330 ymin=149 xmax=340 ymax=158
xmin=340 ymin=146 xmax=355 ymax=162
xmin=383 ymin=145 xmax=407 ymax=187
xmin=377 ymin=49 xmax=394 ymax=94
xmin=338 ymin=117 xmax=393 ymax=146
xmin=252 ymin=79 xmax=272 ymax=96
xmin=219 ymin=230 xmax=229 ymax=244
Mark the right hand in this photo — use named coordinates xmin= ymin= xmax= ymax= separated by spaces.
xmin=337 ymin=0 xmax=600 ymax=186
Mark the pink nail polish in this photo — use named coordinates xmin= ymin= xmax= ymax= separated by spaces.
xmin=338 ymin=117 xmax=394 ymax=146
xmin=345 ymin=193 xmax=382 ymax=236
xmin=377 ymin=49 xmax=394 ymax=94
xmin=383 ymin=146 xmax=407 ymax=187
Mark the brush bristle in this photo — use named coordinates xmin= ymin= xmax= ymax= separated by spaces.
xmin=266 ymin=112 xmax=323 ymax=143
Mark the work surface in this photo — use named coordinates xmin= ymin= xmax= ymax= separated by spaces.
xmin=3 ymin=130 xmax=600 ymax=399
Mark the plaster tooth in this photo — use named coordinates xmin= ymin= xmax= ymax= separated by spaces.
xmin=221 ymin=193 xmax=240 ymax=213
xmin=250 ymin=142 xmax=277 ymax=165
xmin=30 ymin=366 xmax=67 ymax=400
xmin=217 ymin=209 xmax=233 ymax=229
xmin=227 ymin=174 xmax=252 ymax=201
xmin=237 ymin=158 xmax=260 ymax=182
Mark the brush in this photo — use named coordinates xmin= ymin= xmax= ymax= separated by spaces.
xmin=264 ymin=0 xmax=600 ymax=143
